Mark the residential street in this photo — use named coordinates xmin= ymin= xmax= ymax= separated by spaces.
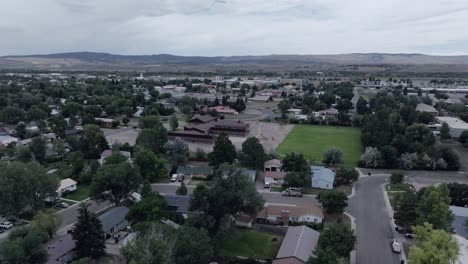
xmin=151 ymin=183 xmax=320 ymax=206
xmin=346 ymin=175 xmax=401 ymax=264
xmin=57 ymin=200 xmax=112 ymax=231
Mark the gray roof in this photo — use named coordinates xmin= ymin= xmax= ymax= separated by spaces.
xmin=240 ymin=168 xmax=256 ymax=182
xmin=98 ymin=206 xmax=129 ymax=233
xmin=416 ymin=103 xmax=438 ymax=113
xmin=162 ymin=194 xmax=190 ymax=214
xmin=311 ymin=166 xmax=336 ymax=183
xmin=46 ymin=234 xmax=75 ymax=264
xmin=276 ymin=225 xmax=320 ymax=262
xmin=450 ymin=206 xmax=468 ymax=238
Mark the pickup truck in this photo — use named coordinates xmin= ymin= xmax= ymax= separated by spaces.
xmin=282 ymin=187 xmax=302 ymax=197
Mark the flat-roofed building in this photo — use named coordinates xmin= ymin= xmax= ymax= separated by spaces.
xmin=435 ymin=116 xmax=468 ymax=139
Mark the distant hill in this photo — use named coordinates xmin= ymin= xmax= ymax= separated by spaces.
xmin=2 ymin=51 xmax=468 ymax=72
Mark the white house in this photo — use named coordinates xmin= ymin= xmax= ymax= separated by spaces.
xmin=264 ymin=171 xmax=288 ymax=187
xmin=257 ymin=203 xmax=324 ymax=224
xmin=57 ymin=178 xmax=77 ymax=197
xmin=264 ymin=159 xmax=282 ymax=172
xmin=311 ymin=166 xmax=336 ymax=190
xmin=99 ymin=150 xmax=132 ymax=165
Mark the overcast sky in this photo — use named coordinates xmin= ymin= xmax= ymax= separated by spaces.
xmin=2 ymin=0 xmax=468 ymax=56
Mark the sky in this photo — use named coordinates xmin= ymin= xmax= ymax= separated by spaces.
xmin=1 ymin=0 xmax=468 ymax=56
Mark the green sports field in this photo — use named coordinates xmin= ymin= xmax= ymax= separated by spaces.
xmin=276 ymin=125 xmax=363 ymax=165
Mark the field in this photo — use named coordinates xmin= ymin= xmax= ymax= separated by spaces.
xmin=276 ymin=125 xmax=363 ymax=165
xmin=220 ymin=229 xmax=283 ymax=259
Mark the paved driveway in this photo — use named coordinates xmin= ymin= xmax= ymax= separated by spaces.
xmin=346 ymin=175 xmax=401 ymax=264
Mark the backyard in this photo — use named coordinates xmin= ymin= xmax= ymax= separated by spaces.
xmin=276 ymin=125 xmax=363 ymax=165
xmin=220 ymin=229 xmax=283 ymax=259
xmin=62 ymin=183 xmax=91 ymax=201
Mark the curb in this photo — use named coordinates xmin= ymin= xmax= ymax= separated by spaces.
xmin=344 ymin=212 xmax=357 ymax=264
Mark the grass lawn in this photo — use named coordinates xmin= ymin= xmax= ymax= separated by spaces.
xmin=63 ymin=183 xmax=91 ymax=201
xmin=386 ymin=183 xmax=411 ymax=192
xmin=276 ymin=125 xmax=363 ymax=165
xmin=220 ymin=229 xmax=283 ymax=259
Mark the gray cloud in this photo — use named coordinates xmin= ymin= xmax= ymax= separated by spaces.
xmin=1 ymin=0 xmax=468 ymax=56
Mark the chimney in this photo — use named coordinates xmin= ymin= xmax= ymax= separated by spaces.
xmin=281 ymin=210 xmax=289 ymax=226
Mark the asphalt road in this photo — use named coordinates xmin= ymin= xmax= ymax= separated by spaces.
xmin=346 ymin=175 xmax=401 ymax=264
xmin=151 ymin=183 xmax=320 ymax=206
xmin=57 ymin=200 xmax=112 ymax=231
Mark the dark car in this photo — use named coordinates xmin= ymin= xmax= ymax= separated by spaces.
xmin=178 ymin=175 xmax=185 ymax=182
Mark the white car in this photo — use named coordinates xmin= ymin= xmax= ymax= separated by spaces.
xmin=390 ymin=239 xmax=401 ymax=253
xmin=170 ymin=174 xmax=178 ymax=182
xmin=0 ymin=221 xmax=13 ymax=229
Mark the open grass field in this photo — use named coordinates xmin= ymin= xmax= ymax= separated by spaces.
xmin=220 ymin=229 xmax=283 ymax=259
xmin=276 ymin=125 xmax=363 ymax=165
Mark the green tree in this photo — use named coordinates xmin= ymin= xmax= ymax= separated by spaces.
xmin=323 ymin=147 xmax=343 ymax=165
xmin=126 ymin=193 xmax=167 ymax=223
xmin=67 ymin=151 xmax=85 ymax=179
xmin=72 ymin=203 xmax=106 ymax=260
xmin=284 ymin=171 xmax=310 ymax=188
xmin=174 ymin=227 xmax=214 ymax=264
xmin=447 ymin=183 xmax=468 ymax=207
xmin=17 ymin=147 xmax=33 ymax=162
xmin=79 ymin=124 xmax=109 ymax=159
xmin=169 ymin=115 xmax=179 ymax=131
xmin=317 ymin=191 xmax=348 ymax=214
xmin=416 ymin=185 xmax=453 ymax=230
xmin=91 ymin=162 xmax=142 ymax=205
xmin=0 ymin=162 xmax=58 ymax=217
xmin=308 ymin=247 xmax=339 ymax=264
xmin=394 ymin=191 xmax=418 ymax=228
xmin=0 ymin=225 xmax=48 ymax=264
xmin=136 ymin=126 xmax=168 ymax=154
xmin=135 ymin=150 xmax=167 ymax=182
xmin=0 ymin=106 xmax=26 ymax=124
xmin=390 ymin=171 xmax=404 ymax=184
xmin=30 ymin=136 xmax=47 ymax=163
xmin=208 ymin=133 xmax=236 ymax=168
xmin=356 ymin=96 xmax=369 ymax=115
xmin=459 ymin=130 xmax=468 ymax=146
xmin=240 ymin=137 xmax=266 ymax=170
xmin=27 ymin=108 xmax=48 ymax=122
xmin=440 ymin=122 xmax=451 ymax=140
xmin=278 ymin=100 xmax=291 ymax=118
xmin=318 ymin=223 xmax=356 ymax=258
xmin=176 ymin=182 xmax=188 ymax=195
xmin=121 ymin=223 xmax=175 ymax=264
xmin=282 ymin=152 xmax=307 ymax=172
xmin=139 ymin=115 xmax=162 ymax=129
xmin=32 ymin=209 xmax=62 ymax=239
xmin=334 ymin=167 xmax=359 ymax=185
xmin=165 ymin=137 xmax=190 ymax=168
xmin=190 ymin=171 xmax=264 ymax=234
xmin=409 ymin=222 xmax=459 ymax=264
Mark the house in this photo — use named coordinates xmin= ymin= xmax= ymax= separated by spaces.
xmin=240 ymin=168 xmax=256 ymax=182
xmin=64 ymin=128 xmax=82 ymax=139
xmin=264 ymin=171 xmax=288 ymax=187
xmin=264 ymin=159 xmax=282 ymax=172
xmin=257 ymin=203 xmax=324 ymax=225
xmin=98 ymin=206 xmax=130 ymax=239
xmin=189 ymin=115 xmax=217 ymax=124
xmin=57 ymin=178 xmax=77 ymax=197
xmin=318 ymin=108 xmax=338 ymax=116
xmin=184 ymin=119 xmax=249 ymax=137
xmin=168 ymin=130 xmax=214 ymax=143
xmin=99 ymin=149 xmax=131 ymax=165
xmin=273 ymin=226 xmax=320 ymax=264
xmin=177 ymin=165 xmax=213 ymax=179
xmin=95 ymin=118 xmax=115 ymax=128
xmin=0 ymin=135 xmax=18 ymax=148
xmin=162 ymin=194 xmax=190 ymax=219
xmin=311 ymin=166 xmax=336 ymax=190
xmin=287 ymin=109 xmax=302 ymax=117
xmin=416 ymin=103 xmax=439 ymax=116
xmin=435 ymin=116 xmax=468 ymax=139
xmin=449 ymin=206 xmax=468 ymax=239
xmin=46 ymin=234 xmax=75 ymax=264
xmin=249 ymin=95 xmax=271 ymax=102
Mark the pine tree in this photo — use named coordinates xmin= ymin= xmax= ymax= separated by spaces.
xmin=440 ymin=122 xmax=451 ymax=140
xmin=176 ymin=182 xmax=188 ymax=195
xmin=72 ymin=203 xmax=106 ymax=259
xmin=169 ymin=115 xmax=179 ymax=131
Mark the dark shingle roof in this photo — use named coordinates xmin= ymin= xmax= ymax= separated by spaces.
xmin=98 ymin=206 xmax=129 ymax=233
xmin=162 ymin=194 xmax=191 ymax=214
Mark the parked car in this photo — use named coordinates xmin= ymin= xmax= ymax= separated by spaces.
xmin=128 ymin=192 xmax=142 ymax=203
xmin=404 ymin=233 xmax=416 ymax=239
xmin=170 ymin=174 xmax=178 ymax=182
xmin=178 ymin=175 xmax=185 ymax=182
xmin=0 ymin=221 xmax=13 ymax=229
xmin=282 ymin=187 xmax=302 ymax=197
xmin=390 ymin=239 xmax=401 ymax=253
xmin=55 ymin=202 xmax=69 ymax=209
xmin=264 ymin=182 xmax=270 ymax=188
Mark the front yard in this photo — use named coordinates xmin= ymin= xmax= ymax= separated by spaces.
xmin=62 ymin=183 xmax=91 ymax=201
xmin=220 ymin=229 xmax=283 ymax=259
xmin=303 ymin=185 xmax=353 ymax=196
